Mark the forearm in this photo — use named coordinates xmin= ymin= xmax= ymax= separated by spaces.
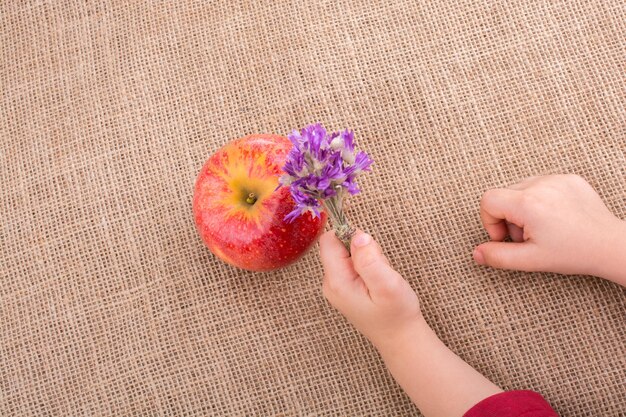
xmin=375 ymin=318 xmax=502 ymax=417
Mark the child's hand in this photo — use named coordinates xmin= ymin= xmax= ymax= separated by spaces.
xmin=319 ymin=230 xmax=422 ymax=351
xmin=474 ymin=174 xmax=626 ymax=281
xmin=320 ymin=231 xmax=506 ymax=417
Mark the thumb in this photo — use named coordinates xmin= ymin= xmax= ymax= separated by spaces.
xmin=473 ymin=241 xmax=540 ymax=272
xmin=351 ymin=231 xmax=403 ymax=299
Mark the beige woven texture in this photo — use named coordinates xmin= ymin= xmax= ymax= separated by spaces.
xmin=2 ymin=1 xmax=625 ymax=416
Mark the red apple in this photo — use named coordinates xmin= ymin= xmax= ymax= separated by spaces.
xmin=193 ymin=134 xmax=327 ymax=271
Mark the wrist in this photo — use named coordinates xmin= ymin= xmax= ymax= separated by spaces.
xmin=590 ymin=218 xmax=626 ymax=286
xmin=374 ymin=316 xmax=434 ymax=358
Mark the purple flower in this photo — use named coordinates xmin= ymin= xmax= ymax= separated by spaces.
xmin=344 ymin=151 xmax=373 ymax=176
xmin=305 ymin=124 xmax=325 ymax=151
xmin=341 ymin=130 xmax=355 ymax=152
xmin=279 ymin=123 xmax=372 ymax=222
xmin=342 ymin=176 xmax=361 ymax=195
xmin=283 ymin=149 xmax=305 ymax=177
xmin=288 ymin=129 xmax=303 ymax=147
xmin=285 ymin=188 xmax=322 ymax=222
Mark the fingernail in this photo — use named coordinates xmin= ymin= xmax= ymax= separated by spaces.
xmin=473 ymin=248 xmax=485 ymax=265
xmin=353 ymin=233 xmax=372 ymax=248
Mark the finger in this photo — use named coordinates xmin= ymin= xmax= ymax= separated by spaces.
xmin=506 ymin=221 xmax=525 ymax=242
xmin=319 ymin=230 xmax=358 ymax=291
xmin=473 ymin=241 xmax=539 ymax=271
xmin=479 ymin=189 xmax=524 ymax=241
xmin=350 ymin=231 xmax=403 ymax=300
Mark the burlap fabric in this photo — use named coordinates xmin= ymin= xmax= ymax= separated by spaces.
xmin=1 ymin=1 xmax=624 ymax=416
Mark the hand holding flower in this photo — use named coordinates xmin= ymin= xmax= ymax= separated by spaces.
xmin=319 ymin=230 xmax=422 ymax=352
xmin=320 ymin=230 xmax=505 ymax=417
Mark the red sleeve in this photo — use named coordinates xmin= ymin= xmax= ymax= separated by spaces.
xmin=463 ymin=390 xmax=559 ymax=417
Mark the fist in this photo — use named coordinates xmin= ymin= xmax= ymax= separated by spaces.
xmin=474 ymin=174 xmax=624 ymax=278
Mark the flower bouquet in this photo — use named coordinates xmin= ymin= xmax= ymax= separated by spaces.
xmin=279 ymin=123 xmax=373 ymax=252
